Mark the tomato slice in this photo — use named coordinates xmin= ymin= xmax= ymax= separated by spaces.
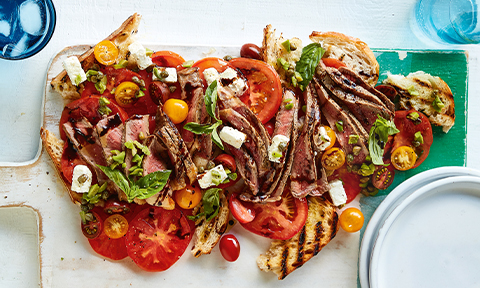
xmin=393 ymin=109 xmax=433 ymax=169
xmin=391 ymin=146 xmax=417 ymax=171
xmin=104 ymin=199 xmax=132 ymax=215
xmin=321 ymin=147 xmax=346 ymax=170
xmin=329 ymin=166 xmax=361 ymax=204
xmin=192 ymin=57 xmax=234 ymax=88
xmin=214 ymin=154 xmax=236 ymax=173
xmin=87 ymin=207 xmax=128 ymax=260
xmin=59 ymin=95 xmax=128 ymax=140
xmin=239 ymin=188 xmax=308 ymax=240
xmin=115 ymin=81 xmax=140 ymax=108
xmin=229 ymin=193 xmax=255 ymax=224
xmin=174 ymin=184 xmax=202 ymax=210
xmin=229 ymin=57 xmax=282 ymax=124
xmin=151 ymin=51 xmax=186 ymax=68
xmin=125 ymin=207 xmax=192 ymax=272
xmin=322 ymin=58 xmax=347 ymax=69
xmin=81 ymin=211 xmax=102 ymax=239
xmin=371 ymin=162 xmax=395 ymax=190
xmin=94 ymin=40 xmax=118 ymax=66
xmin=104 ymin=214 xmax=129 ymax=239
xmin=60 ymin=141 xmax=90 ymax=184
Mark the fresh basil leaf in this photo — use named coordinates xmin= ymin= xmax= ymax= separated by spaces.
xmin=295 ymin=43 xmax=325 ymax=91
xmin=368 ymin=116 xmax=399 ymax=165
xmin=134 ymin=170 xmax=172 ymax=199
xmin=211 ymin=124 xmax=224 ymax=150
xmin=202 ymin=188 xmax=222 ymax=221
xmin=97 ymin=165 xmax=131 ymax=195
xmin=183 ymin=122 xmax=218 ymax=135
xmin=204 ymin=80 xmax=219 ymax=121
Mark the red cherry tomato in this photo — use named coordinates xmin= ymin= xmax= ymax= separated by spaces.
xmin=125 ymin=207 xmax=192 ymax=272
xmin=81 ymin=211 xmax=102 ymax=239
xmin=229 ymin=57 xmax=282 ymax=124
xmin=239 ymin=188 xmax=308 ymax=240
xmin=104 ymin=199 xmax=131 ymax=215
xmin=322 ymin=58 xmax=347 ymax=69
xmin=192 ymin=57 xmax=235 ymax=88
xmin=151 ymin=50 xmax=185 ymax=67
xmin=393 ymin=109 xmax=433 ymax=169
xmin=214 ymin=154 xmax=236 ymax=172
xmin=59 ymin=95 xmax=128 ymax=141
xmin=87 ymin=207 xmax=128 ymax=260
xmin=371 ymin=162 xmax=395 ymax=190
xmin=219 ymin=234 xmax=240 ymax=262
xmin=240 ymin=43 xmax=262 ymax=60
xmin=229 ymin=193 xmax=255 ymax=224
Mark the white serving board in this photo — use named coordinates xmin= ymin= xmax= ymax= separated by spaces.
xmin=0 ymin=44 xmax=361 ymax=288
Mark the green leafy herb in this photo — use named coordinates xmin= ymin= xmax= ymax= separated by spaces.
xmin=336 ymin=120 xmax=344 ymax=132
xmin=97 ymin=165 xmax=171 ymax=203
xmin=348 ymin=135 xmax=359 ymax=144
xmin=432 ymin=95 xmax=445 ymax=112
xmin=368 ymin=115 xmax=400 ymax=165
xmin=281 ymin=39 xmax=291 ymax=52
xmin=295 ymin=43 xmax=325 ymax=91
xmin=188 ymin=188 xmax=222 ymax=222
xmin=204 ymin=80 xmax=219 ymax=121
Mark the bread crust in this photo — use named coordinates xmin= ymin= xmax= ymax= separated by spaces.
xmin=50 ymin=13 xmax=141 ymax=100
xmin=309 ymin=31 xmax=379 ymax=86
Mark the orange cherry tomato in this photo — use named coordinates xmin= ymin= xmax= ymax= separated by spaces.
xmin=94 ymin=40 xmax=119 ymax=66
xmin=391 ymin=146 xmax=417 ymax=171
xmin=163 ymin=98 xmax=189 ymax=124
xmin=322 ymin=125 xmax=336 ymax=151
xmin=322 ymin=58 xmax=347 ymax=69
xmin=103 ymin=214 xmax=129 ymax=239
xmin=174 ymin=184 xmax=202 ymax=210
xmin=339 ymin=207 xmax=364 ymax=233
xmin=321 ymin=147 xmax=346 ymax=170
xmin=115 ymin=81 xmax=140 ymax=107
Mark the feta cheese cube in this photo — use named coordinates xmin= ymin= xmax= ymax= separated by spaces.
xmin=63 ymin=56 xmax=87 ymax=86
xmin=203 ymin=67 xmax=220 ymax=86
xmin=328 ymin=179 xmax=347 ymax=206
xmin=268 ymin=134 xmax=290 ymax=163
xmin=219 ymin=67 xmax=237 ymax=80
xmin=317 ymin=126 xmax=332 ymax=151
xmin=228 ymin=78 xmax=246 ymax=95
xmin=152 ymin=67 xmax=177 ymax=83
xmin=219 ymin=126 xmax=247 ymax=149
xmin=71 ymin=165 xmax=92 ymax=193
xmin=197 ymin=165 xmax=229 ymax=189
xmin=128 ymin=41 xmax=153 ymax=70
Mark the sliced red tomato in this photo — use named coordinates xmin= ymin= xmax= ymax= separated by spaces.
xmin=81 ymin=211 xmax=102 ymax=239
xmin=393 ymin=109 xmax=433 ymax=169
xmin=151 ymin=51 xmax=185 ymax=68
xmin=330 ymin=166 xmax=362 ymax=203
xmin=59 ymin=95 xmax=128 ymax=140
xmin=60 ymin=141 xmax=91 ymax=185
xmin=104 ymin=199 xmax=132 ymax=215
xmin=229 ymin=57 xmax=282 ymax=123
xmin=375 ymin=84 xmax=398 ymax=102
xmin=264 ymin=120 xmax=275 ymax=137
xmin=125 ymin=207 xmax=192 ymax=272
xmin=229 ymin=193 xmax=255 ymax=224
xmin=87 ymin=207 xmax=128 ymax=260
xmin=371 ymin=161 xmax=395 ymax=190
xmin=322 ymin=58 xmax=347 ymax=69
xmin=192 ymin=57 xmax=234 ymax=88
xmin=239 ymin=188 xmax=308 ymax=240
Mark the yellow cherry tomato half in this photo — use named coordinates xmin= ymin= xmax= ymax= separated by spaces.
xmin=339 ymin=207 xmax=364 ymax=233
xmin=321 ymin=147 xmax=346 ymax=170
xmin=103 ymin=214 xmax=129 ymax=239
xmin=163 ymin=99 xmax=189 ymax=124
xmin=174 ymin=184 xmax=202 ymax=209
xmin=94 ymin=40 xmax=119 ymax=66
xmin=322 ymin=125 xmax=336 ymax=151
xmin=115 ymin=81 xmax=140 ymax=107
xmin=391 ymin=146 xmax=417 ymax=171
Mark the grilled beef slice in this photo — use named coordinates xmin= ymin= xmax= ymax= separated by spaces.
xmin=123 ymin=115 xmax=149 ymax=177
xmin=95 ymin=114 xmax=124 ymax=165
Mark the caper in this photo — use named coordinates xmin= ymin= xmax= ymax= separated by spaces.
xmin=80 ymin=198 xmax=88 ymax=205
xmin=359 ymin=177 xmax=370 ymax=183
xmin=412 ymin=140 xmax=421 ymax=147
xmin=206 ymin=161 xmax=215 ymax=170
xmin=84 ymin=212 xmax=94 ymax=222
xmin=91 ymin=64 xmax=100 ymax=71
xmin=80 ymin=204 xmax=89 ymax=212
xmin=138 ymin=131 xmax=146 ymax=140
xmin=90 ymin=76 xmax=98 ymax=83
xmin=160 ymin=70 xmax=169 ymax=78
xmin=346 ymin=154 xmax=354 ymax=162
xmin=352 ymin=146 xmax=361 ymax=156
xmin=87 ymin=203 xmax=94 ymax=211
xmin=169 ymin=86 xmax=176 ymax=93
xmin=102 ymin=190 xmax=109 ymax=200
xmin=78 ymin=174 xmax=89 ymax=184
xmin=290 ymin=42 xmax=297 ymax=51
xmin=223 ymin=55 xmax=233 ymax=61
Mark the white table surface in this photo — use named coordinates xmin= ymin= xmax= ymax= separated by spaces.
xmin=0 ymin=0 xmax=479 ymax=287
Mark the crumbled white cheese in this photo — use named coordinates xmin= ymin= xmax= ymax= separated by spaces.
xmin=328 ymin=179 xmax=347 ymax=206
xmin=318 ymin=126 xmax=331 ymax=151
xmin=219 ymin=126 xmax=247 ymax=149
xmin=268 ymin=134 xmax=290 ymax=163
xmin=197 ymin=165 xmax=229 ymax=189
xmin=71 ymin=165 xmax=92 ymax=193
xmin=152 ymin=67 xmax=177 ymax=83
xmin=219 ymin=67 xmax=237 ymax=80
xmin=203 ymin=67 xmax=220 ymax=86
xmin=227 ymin=78 xmax=246 ymax=95
xmin=63 ymin=56 xmax=87 ymax=86
xmin=128 ymin=42 xmax=153 ymax=70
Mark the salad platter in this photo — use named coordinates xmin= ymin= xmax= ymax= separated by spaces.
xmin=0 ymin=21 xmax=469 ymax=287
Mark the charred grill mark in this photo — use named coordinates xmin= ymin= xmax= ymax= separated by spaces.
xmin=280 ymin=247 xmax=289 ymax=280
xmin=295 ymin=226 xmax=307 ymax=268
xmin=331 ymin=212 xmax=339 ymax=239
xmin=314 ymin=221 xmax=324 ymax=256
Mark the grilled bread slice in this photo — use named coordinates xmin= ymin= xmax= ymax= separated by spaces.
xmin=50 ymin=13 xmax=141 ymax=100
xmin=257 ymin=195 xmax=339 ymax=280
xmin=191 ymin=192 xmax=230 ymax=257
xmin=261 ymin=24 xmax=303 ymax=87
xmin=384 ymin=71 xmax=455 ymax=133
xmin=309 ymin=31 xmax=379 ymax=87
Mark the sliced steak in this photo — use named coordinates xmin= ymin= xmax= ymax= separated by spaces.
xmin=96 ymin=114 xmax=124 ymax=165
xmin=226 ymin=144 xmax=260 ymax=197
xmin=155 ymin=105 xmax=197 ymax=187
xmin=123 ymin=115 xmax=149 ymax=177
xmin=290 ymin=85 xmax=321 ymax=198
xmin=178 ymin=67 xmax=203 ymax=100
xmin=314 ymin=80 xmax=369 ymax=165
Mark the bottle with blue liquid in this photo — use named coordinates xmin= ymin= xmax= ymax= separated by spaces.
xmin=0 ymin=0 xmax=55 ymax=60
